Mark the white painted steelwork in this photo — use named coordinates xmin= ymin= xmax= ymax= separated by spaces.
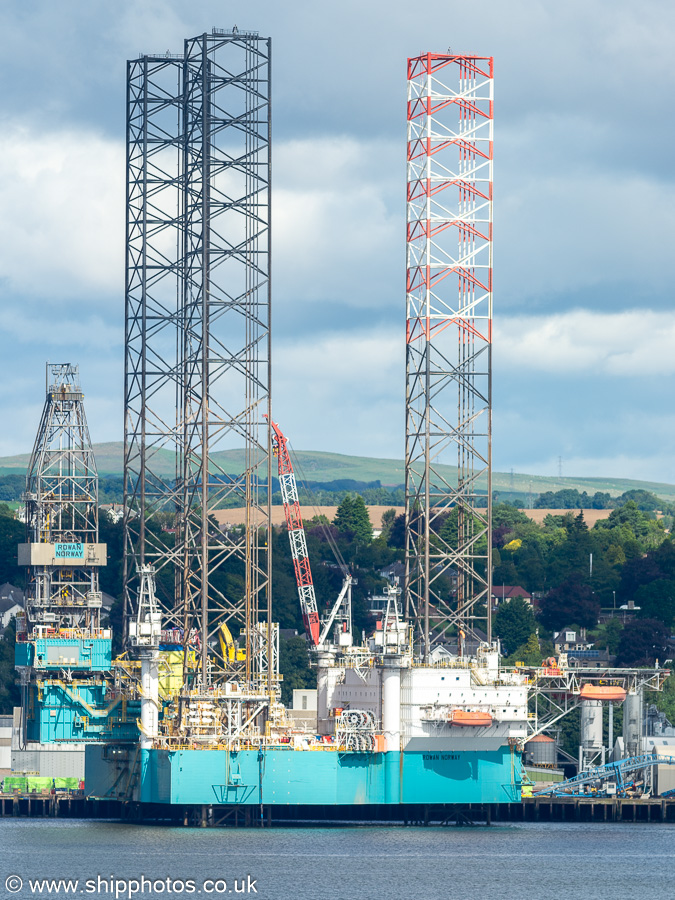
xmin=405 ymin=54 xmax=494 ymax=660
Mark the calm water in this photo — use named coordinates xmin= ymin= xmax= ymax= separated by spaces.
xmin=0 ymin=819 xmax=674 ymax=900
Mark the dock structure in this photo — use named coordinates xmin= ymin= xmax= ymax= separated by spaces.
xmin=2 ymin=793 xmax=675 ymax=826
xmin=517 ymin=796 xmax=675 ymax=823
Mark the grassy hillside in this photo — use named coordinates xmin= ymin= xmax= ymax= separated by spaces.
xmin=1 ymin=441 xmax=674 ymax=500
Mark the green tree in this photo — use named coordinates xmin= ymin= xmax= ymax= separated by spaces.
xmin=494 ymin=596 xmax=536 ymax=656
xmin=98 ymin=515 xmax=123 ymax=599
xmin=387 ymin=513 xmax=405 ymax=549
xmin=504 ymin=633 xmax=554 ymax=667
xmin=617 ymin=490 xmax=661 ymax=511
xmin=439 ymin=508 xmax=458 ymax=548
xmin=539 ymin=572 xmax=600 ymax=630
xmin=595 ymin=501 xmax=667 ymax=552
xmin=269 ymin=526 xmax=306 ymax=630
xmin=594 ymin=617 xmax=623 ymax=655
xmin=493 ymin=557 xmax=519 ymax=585
xmin=0 ymin=619 xmax=20 ymax=713
xmin=650 ymin=675 xmax=675 ymax=726
xmin=380 ymin=508 xmax=397 ymax=540
xmin=492 ymin=503 xmax=530 ymax=529
xmin=635 ymin=579 xmax=675 ymax=628
xmin=523 ymin=633 xmax=541 ymax=658
xmin=333 ymin=494 xmax=373 ymax=544
xmin=278 ymin=635 xmax=316 ymax=706
xmin=653 ymin=539 xmax=675 ymax=578
xmin=544 ymin=511 xmax=592 ymax=587
xmin=534 ymin=489 xmax=588 ymax=509
xmin=558 ymin=707 xmax=581 ymax=758
xmin=0 ymin=515 xmax=25 ymax=586
xmin=616 ymin=618 xmax=670 ymax=666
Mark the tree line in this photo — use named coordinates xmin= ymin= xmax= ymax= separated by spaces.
xmin=1 ymin=493 xmax=674 ymax=714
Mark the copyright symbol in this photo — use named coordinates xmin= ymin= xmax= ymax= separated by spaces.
xmin=6 ymin=875 xmax=23 ymax=893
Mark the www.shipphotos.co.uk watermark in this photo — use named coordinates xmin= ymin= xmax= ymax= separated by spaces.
xmin=4 ymin=876 xmax=258 ymax=898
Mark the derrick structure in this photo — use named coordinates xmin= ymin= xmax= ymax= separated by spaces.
xmin=125 ymin=30 xmax=272 ymax=691
xmin=405 ymin=55 xmax=494 ymax=660
xmin=15 ymin=364 xmax=116 ymax=748
xmin=21 ymin=363 xmax=105 ymax=634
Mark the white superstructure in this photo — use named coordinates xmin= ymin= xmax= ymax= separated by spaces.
xmin=315 ymin=589 xmax=528 ymax=752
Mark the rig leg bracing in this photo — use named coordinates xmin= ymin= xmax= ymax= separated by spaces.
xmin=405 ymin=54 xmax=494 ymax=659
xmin=124 ymin=30 xmax=272 ymax=692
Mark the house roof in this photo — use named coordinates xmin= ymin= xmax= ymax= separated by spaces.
xmin=0 ymin=582 xmax=24 ymax=601
xmin=380 ymin=562 xmax=405 ymax=577
xmin=101 ymin=592 xmax=117 ymax=610
xmin=0 ymin=597 xmax=22 ymax=614
xmin=553 ymin=629 xmax=594 ymax=650
xmin=492 ymin=585 xmax=531 ymax=599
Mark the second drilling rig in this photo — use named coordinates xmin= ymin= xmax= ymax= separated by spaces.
xmin=14 ymin=363 xmax=138 ymax=770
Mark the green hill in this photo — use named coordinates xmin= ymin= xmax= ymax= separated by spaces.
xmin=1 ymin=441 xmax=674 ymax=501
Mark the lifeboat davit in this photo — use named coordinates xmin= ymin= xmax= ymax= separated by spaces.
xmin=579 ymin=684 xmax=627 ymax=702
xmin=451 ymin=710 xmax=493 ymax=727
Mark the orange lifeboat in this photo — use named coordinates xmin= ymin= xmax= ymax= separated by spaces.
xmin=451 ymin=710 xmax=493 ymax=727
xmin=579 ymin=684 xmax=627 ymax=702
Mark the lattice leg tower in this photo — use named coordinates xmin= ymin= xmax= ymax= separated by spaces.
xmin=405 ymin=54 xmax=494 ymax=660
xmin=124 ymin=31 xmax=272 ymax=691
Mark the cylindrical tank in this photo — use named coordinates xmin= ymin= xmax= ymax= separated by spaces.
xmin=623 ymin=690 xmax=642 ymax=757
xmin=525 ymin=734 xmax=557 ymax=766
xmin=315 ymin=650 xmax=336 ymax=735
xmin=140 ymin=649 xmax=159 ymax=750
xmin=381 ymin=664 xmax=401 ymax=752
xmin=580 ymin=700 xmax=603 ymax=750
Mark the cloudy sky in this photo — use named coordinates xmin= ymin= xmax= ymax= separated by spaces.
xmin=0 ymin=0 xmax=673 ymax=482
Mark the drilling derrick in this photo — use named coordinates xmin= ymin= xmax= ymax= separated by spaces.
xmin=15 ymin=364 xmax=120 ymax=747
xmin=405 ymin=55 xmax=494 ymax=660
xmin=20 ymin=363 xmax=106 ymax=633
xmin=125 ymin=30 xmax=275 ymax=712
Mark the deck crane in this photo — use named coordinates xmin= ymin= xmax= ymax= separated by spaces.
xmin=268 ymin=418 xmax=354 ymax=649
xmin=269 ymin=419 xmax=321 ymax=645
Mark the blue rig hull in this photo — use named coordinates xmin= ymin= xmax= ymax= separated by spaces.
xmin=87 ymin=745 xmax=522 ymax=806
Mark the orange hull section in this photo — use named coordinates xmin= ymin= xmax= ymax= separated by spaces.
xmin=451 ymin=710 xmax=493 ymax=727
xmin=579 ymin=685 xmax=627 ymax=701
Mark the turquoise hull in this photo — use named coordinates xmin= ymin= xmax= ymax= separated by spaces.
xmin=133 ymin=746 xmax=521 ymax=806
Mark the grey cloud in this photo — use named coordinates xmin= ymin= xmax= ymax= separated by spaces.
xmin=0 ymin=0 xmax=671 ymax=481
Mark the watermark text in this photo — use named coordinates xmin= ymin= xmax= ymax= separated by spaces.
xmin=5 ymin=875 xmax=258 ymax=898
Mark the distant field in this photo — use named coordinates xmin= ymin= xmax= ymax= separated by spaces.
xmin=211 ymin=506 xmax=397 ymax=529
xmin=523 ymin=509 xmax=613 ymax=526
xmin=1 ymin=441 xmax=674 ymax=501
xmin=213 ymin=507 xmax=617 ymax=530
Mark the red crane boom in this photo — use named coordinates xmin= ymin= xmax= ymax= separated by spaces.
xmin=269 ymin=419 xmax=320 ymax=646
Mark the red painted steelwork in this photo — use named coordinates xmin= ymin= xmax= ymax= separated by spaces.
xmin=268 ymin=418 xmax=320 ymax=646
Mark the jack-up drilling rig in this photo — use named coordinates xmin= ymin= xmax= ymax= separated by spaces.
xmin=15 ymin=364 xmax=137 ymax=763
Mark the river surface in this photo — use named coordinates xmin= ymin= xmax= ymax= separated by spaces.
xmin=1 ymin=818 xmax=674 ymax=900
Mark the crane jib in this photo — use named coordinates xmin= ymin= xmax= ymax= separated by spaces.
xmin=269 ymin=418 xmax=321 ymax=647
